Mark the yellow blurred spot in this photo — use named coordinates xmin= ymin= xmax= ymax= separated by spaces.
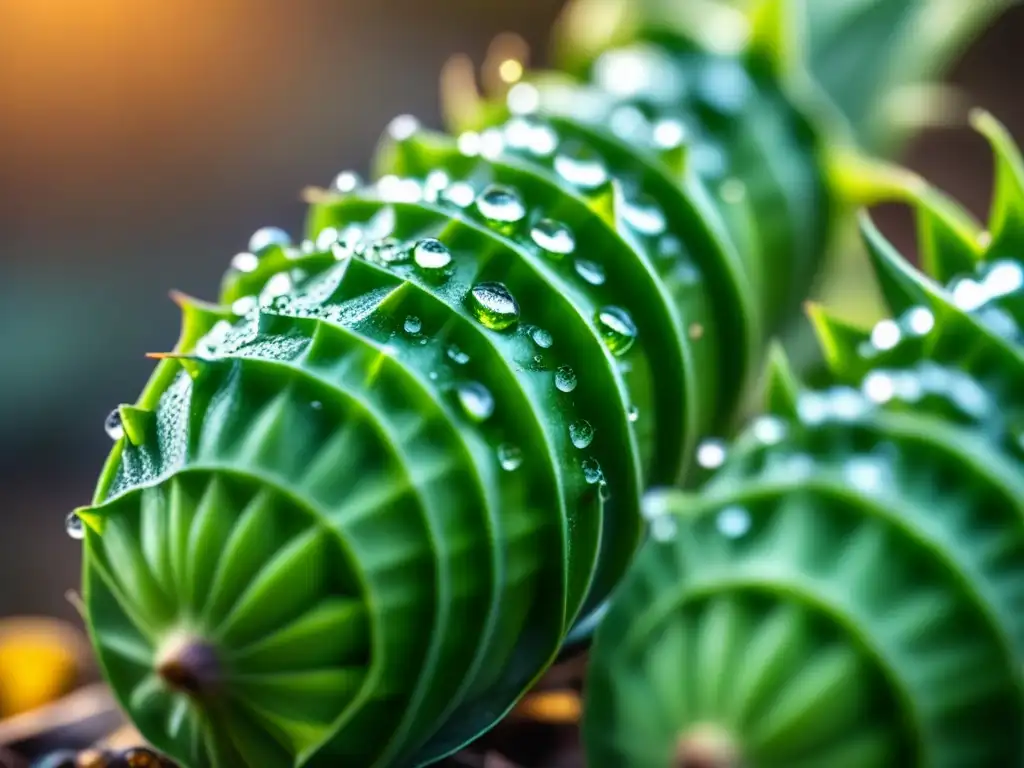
xmin=0 ymin=619 xmax=85 ymax=718
xmin=498 ymin=58 xmax=523 ymax=84
xmin=513 ymin=690 xmax=581 ymax=724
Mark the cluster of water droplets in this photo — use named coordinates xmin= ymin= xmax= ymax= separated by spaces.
xmin=947 ymin=258 xmax=1024 ymax=342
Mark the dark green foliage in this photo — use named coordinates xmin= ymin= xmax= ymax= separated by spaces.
xmin=584 ymin=113 xmax=1024 ymax=767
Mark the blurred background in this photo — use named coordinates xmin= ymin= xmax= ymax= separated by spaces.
xmin=1 ymin=0 xmax=1022 ymax=624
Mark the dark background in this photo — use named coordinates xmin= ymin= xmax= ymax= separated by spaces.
xmin=1 ymin=0 xmax=1022 ymax=623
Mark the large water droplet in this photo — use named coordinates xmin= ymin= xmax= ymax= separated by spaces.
xmin=457 ymin=382 xmax=495 ymax=422
xmin=554 ymin=143 xmax=609 ymax=189
xmin=696 ymin=438 xmax=727 ymax=469
xmin=404 ymin=315 xmax=422 ymax=335
xmin=104 ymin=409 xmax=125 ymax=441
xmin=249 ymin=226 xmax=291 ymax=255
xmin=582 ymin=457 xmax=603 ymax=484
xmin=595 ymin=306 xmax=638 ymax=356
xmin=574 ymin=259 xmax=606 ymax=286
xmin=530 ymin=326 xmax=553 ymax=348
xmin=476 ymin=185 xmax=527 ymax=227
xmin=555 ymin=365 xmax=577 ymax=393
xmin=65 ymin=512 xmax=85 ymax=540
xmin=569 ymin=419 xmax=595 ymax=449
xmin=469 ymin=282 xmax=520 ymax=331
xmin=413 ymin=238 xmax=453 ymax=273
xmin=498 ymin=443 xmax=523 ymax=471
xmin=530 ymin=219 xmax=576 ymax=258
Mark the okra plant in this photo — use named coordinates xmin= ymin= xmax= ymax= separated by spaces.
xmin=585 ymin=113 xmax=1024 ymax=767
xmin=64 ymin=0 xmax=1015 ymax=765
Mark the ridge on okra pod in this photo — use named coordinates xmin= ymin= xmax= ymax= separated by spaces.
xmin=63 ymin=0 xmax=1014 ymax=766
xmin=584 ymin=111 xmax=1024 ymax=768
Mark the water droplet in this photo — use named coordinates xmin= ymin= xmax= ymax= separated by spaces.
xmin=104 ymin=409 xmax=125 ymax=440
xmin=249 ymin=226 xmax=291 ymax=255
xmin=696 ymin=438 xmax=727 ymax=469
xmin=719 ymin=178 xmax=746 ymax=204
xmin=530 ymin=326 xmax=553 ymax=348
xmin=413 ymin=238 xmax=453 ymax=273
xmin=457 ymin=382 xmax=495 ymax=422
xmin=595 ymin=306 xmax=638 ymax=356
xmin=530 ymin=219 xmax=576 ymax=258
xmin=751 ymin=416 xmax=786 ymax=445
xmin=365 ymin=237 xmax=408 ymax=265
xmin=951 ymin=278 xmax=987 ymax=311
xmin=476 ymin=185 xmax=526 ymax=226
xmin=498 ymin=443 xmax=523 ymax=471
xmin=232 ymin=296 xmax=257 ymax=316
xmin=469 ymin=282 xmax=520 ymax=331
xmin=507 ymin=82 xmax=541 ymax=115
xmin=404 ymin=315 xmax=422 ymax=334
xmin=870 ymin=319 xmax=901 ymax=351
xmin=231 ymin=252 xmax=260 ymax=273
xmin=628 ymin=405 xmax=639 ymax=422
xmin=904 ymin=306 xmax=935 ymax=336
xmin=582 ymin=457 xmax=603 ymax=484
xmin=388 ymin=114 xmax=420 ymax=141
xmin=698 ymin=58 xmax=751 ymax=115
xmin=554 ymin=147 xmax=609 ymax=190
xmin=65 ymin=512 xmax=85 ymax=540
xmin=569 ymin=419 xmax=595 ymax=449
xmin=555 ymin=365 xmax=577 ymax=392
xmin=844 ymin=456 xmax=889 ymax=495
xmin=716 ymin=506 xmax=751 ymax=539
xmin=652 ymin=118 xmax=686 ymax=149
xmin=447 ymin=344 xmax=470 ymax=365
xmin=574 ymin=259 xmax=606 ymax=286
xmin=985 ymin=260 xmax=1024 ymax=297
xmin=442 ymin=182 xmax=476 ymax=208
xmin=457 ymin=131 xmax=482 ymax=156
xmin=332 ymin=170 xmax=362 ymax=192
xmin=623 ymin=196 xmax=666 ymax=236
xmin=260 ymin=272 xmax=293 ymax=304
xmin=651 ymin=515 xmax=677 ymax=542
xmin=599 ymin=481 xmax=612 ymax=502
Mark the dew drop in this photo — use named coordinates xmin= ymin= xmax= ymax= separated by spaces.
xmin=310 ymin=400 xmax=323 ymax=411
xmin=476 ymin=185 xmax=527 ymax=227
xmin=530 ymin=326 xmax=553 ymax=348
xmin=498 ymin=443 xmax=523 ymax=471
xmin=447 ymin=344 xmax=470 ymax=365
xmin=751 ymin=415 xmax=785 ymax=445
xmin=231 ymin=252 xmax=260 ymax=273
xmin=530 ymin=219 xmax=576 ymax=258
xmin=555 ymin=365 xmax=577 ymax=393
xmin=413 ymin=238 xmax=453 ymax=272
xmin=696 ymin=438 xmax=727 ymax=469
xmin=623 ymin=196 xmax=667 ymax=236
xmin=582 ymin=457 xmax=603 ymax=484
xmin=715 ymin=506 xmax=751 ymax=539
xmin=554 ymin=143 xmax=608 ymax=189
xmin=387 ymin=114 xmax=420 ymax=141
xmin=904 ymin=306 xmax=935 ymax=336
xmin=469 ymin=282 xmax=520 ymax=331
xmin=870 ymin=319 xmax=901 ymax=351
xmin=231 ymin=296 xmax=257 ymax=316
xmin=104 ymin=409 xmax=125 ymax=441
xmin=332 ymin=170 xmax=362 ymax=192
xmin=595 ymin=306 xmax=638 ymax=356
xmin=574 ymin=259 xmax=606 ymax=286
xmin=569 ymin=419 xmax=595 ymax=449
xmin=65 ymin=512 xmax=85 ymax=541
xmin=442 ymin=182 xmax=477 ymax=208
xmin=650 ymin=515 xmax=677 ymax=542
xmin=457 ymin=382 xmax=495 ymax=422
xmin=404 ymin=315 xmax=422 ymax=335
xmin=249 ymin=226 xmax=291 ymax=255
